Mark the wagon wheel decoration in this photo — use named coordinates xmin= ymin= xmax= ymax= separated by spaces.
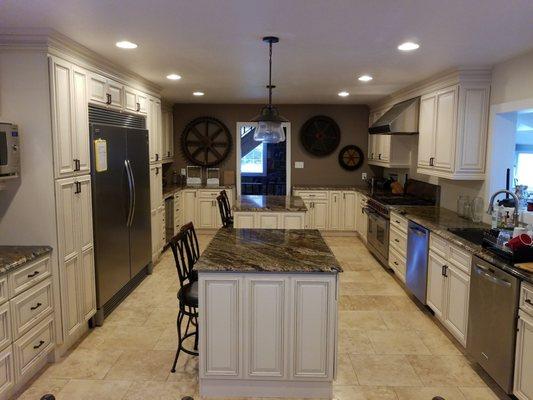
xmin=300 ymin=115 xmax=341 ymax=157
xmin=338 ymin=145 xmax=364 ymax=171
xmin=181 ymin=117 xmax=232 ymax=167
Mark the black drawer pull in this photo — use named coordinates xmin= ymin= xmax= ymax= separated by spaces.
xmin=395 ymin=220 xmax=401 ymax=224
xmin=394 ymin=239 xmax=400 ymax=243
xmin=393 ymin=261 xmax=399 ymax=266
xmin=27 ymin=271 xmax=40 ymax=278
xmin=30 ymin=302 xmax=42 ymax=311
xmin=33 ymin=340 xmax=45 ymax=350
xmin=526 ymin=299 xmax=533 ymax=306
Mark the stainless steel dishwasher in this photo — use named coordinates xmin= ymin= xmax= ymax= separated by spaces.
xmin=406 ymin=221 xmax=430 ymax=304
xmin=467 ymin=256 xmax=520 ymax=394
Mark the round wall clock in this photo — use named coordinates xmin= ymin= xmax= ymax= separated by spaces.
xmin=181 ymin=117 xmax=232 ymax=167
xmin=300 ymin=116 xmax=341 ymax=156
xmin=338 ymin=145 xmax=364 ymax=171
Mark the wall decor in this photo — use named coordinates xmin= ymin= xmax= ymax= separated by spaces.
xmin=181 ymin=116 xmax=232 ymax=167
xmin=300 ymin=115 xmax=341 ymax=156
xmin=338 ymin=145 xmax=364 ymax=171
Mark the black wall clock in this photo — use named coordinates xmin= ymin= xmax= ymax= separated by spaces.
xmin=300 ymin=116 xmax=341 ymax=156
xmin=181 ymin=117 xmax=232 ymax=167
xmin=338 ymin=145 xmax=364 ymax=171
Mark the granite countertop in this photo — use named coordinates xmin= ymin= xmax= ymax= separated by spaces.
xmin=392 ymin=205 xmax=533 ymax=283
xmin=163 ymin=184 xmax=235 ymax=199
xmin=196 ymin=229 xmax=342 ymax=273
xmin=293 ymin=184 xmax=371 ymax=195
xmin=0 ymin=246 xmax=52 ymax=275
xmin=233 ymin=195 xmax=307 ymax=213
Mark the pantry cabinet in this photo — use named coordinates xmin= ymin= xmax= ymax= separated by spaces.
xmin=55 ymin=175 xmax=96 ymax=345
xmin=417 ymin=82 xmax=490 ymax=179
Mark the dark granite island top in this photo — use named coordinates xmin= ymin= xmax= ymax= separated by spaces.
xmin=233 ymin=195 xmax=307 ymax=213
xmin=195 ymin=228 xmax=342 ymax=273
xmin=0 ymin=245 xmax=52 ymax=275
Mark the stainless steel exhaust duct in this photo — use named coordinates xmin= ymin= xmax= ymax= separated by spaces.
xmin=369 ymin=97 xmax=420 ymax=135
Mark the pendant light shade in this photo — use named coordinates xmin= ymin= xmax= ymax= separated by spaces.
xmin=252 ymin=36 xmax=288 ymax=143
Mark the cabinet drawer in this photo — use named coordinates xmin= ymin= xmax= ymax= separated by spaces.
xmin=8 ymin=255 xmax=51 ymax=298
xmin=10 ymin=279 xmax=53 ymax=340
xmin=389 ymin=247 xmax=406 ymax=281
xmin=390 ymin=212 xmax=408 ymax=234
xmin=14 ymin=315 xmax=54 ymax=382
xmin=0 ymin=303 xmax=11 ymax=351
xmin=520 ymin=282 xmax=533 ymax=316
xmin=294 ymin=191 xmax=328 ymax=200
xmin=430 ymin=234 xmax=448 ymax=258
xmin=0 ymin=276 xmax=7 ymax=306
xmin=0 ymin=346 xmax=14 ymax=397
xmin=198 ymin=190 xmax=220 ymax=198
xmin=449 ymin=245 xmax=471 ymax=275
xmin=390 ymin=226 xmax=407 ymax=256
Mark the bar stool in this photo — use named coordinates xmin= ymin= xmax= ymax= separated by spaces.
xmin=180 ymin=222 xmax=200 ymax=283
xmin=216 ymin=194 xmax=233 ymax=227
xmin=169 ymin=229 xmax=199 ymax=373
xmin=220 ymin=190 xmax=233 ymax=223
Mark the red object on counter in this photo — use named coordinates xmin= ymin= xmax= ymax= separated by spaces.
xmin=506 ymin=233 xmax=533 ymax=251
xmin=528 ymin=202 xmax=533 ymax=212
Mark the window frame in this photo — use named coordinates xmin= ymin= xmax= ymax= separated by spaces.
xmin=240 ymin=141 xmax=267 ymax=177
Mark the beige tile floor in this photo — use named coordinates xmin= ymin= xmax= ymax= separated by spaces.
xmin=14 ymin=234 xmax=506 ymax=400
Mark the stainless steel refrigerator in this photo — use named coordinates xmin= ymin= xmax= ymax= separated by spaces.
xmin=90 ymin=123 xmax=151 ymax=325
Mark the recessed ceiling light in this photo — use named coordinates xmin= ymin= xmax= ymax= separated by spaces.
xmin=358 ymin=75 xmax=373 ymax=82
xmin=166 ymin=74 xmax=182 ymax=81
xmin=193 ymin=91 xmax=205 ymax=96
xmin=115 ymin=40 xmax=138 ymax=49
xmin=338 ymin=91 xmax=350 ymax=97
xmin=398 ymin=41 xmax=420 ymax=51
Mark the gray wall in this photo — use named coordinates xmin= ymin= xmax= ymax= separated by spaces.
xmin=172 ymin=104 xmax=373 ymax=186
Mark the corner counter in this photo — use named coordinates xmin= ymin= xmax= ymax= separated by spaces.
xmin=196 ymin=229 xmax=341 ymax=398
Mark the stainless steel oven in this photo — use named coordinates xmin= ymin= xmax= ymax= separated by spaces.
xmin=365 ymin=205 xmax=389 ymax=266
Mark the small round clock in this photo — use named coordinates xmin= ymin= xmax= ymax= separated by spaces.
xmin=338 ymin=145 xmax=364 ymax=171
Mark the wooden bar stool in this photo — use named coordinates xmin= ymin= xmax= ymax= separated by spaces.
xmin=216 ymin=194 xmax=233 ymax=227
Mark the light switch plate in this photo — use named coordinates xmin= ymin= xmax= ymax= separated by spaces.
xmin=362 ymin=172 xmax=367 ymax=180
xmin=295 ymin=161 xmax=304 ymax=169
xmin=181 ymin=168 xmax=186 ymax=175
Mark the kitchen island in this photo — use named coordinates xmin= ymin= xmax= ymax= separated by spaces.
xmin=196 ymin=228 xmax=342 ymax=398
xmin=233 ymin=195 xmax=308 ymax=229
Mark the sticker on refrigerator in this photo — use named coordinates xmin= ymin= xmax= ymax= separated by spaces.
xmin=94 ymin=139 xmax=108 ymax=172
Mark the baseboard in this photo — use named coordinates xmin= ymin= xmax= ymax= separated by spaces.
xmin=320 ymin=230 xmax=358 ymax=237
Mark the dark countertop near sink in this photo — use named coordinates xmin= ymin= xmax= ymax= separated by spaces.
xmin=392 ymin=205 xmax=533 ymax=284
xmin=233 ymin=195 xmax=307 ymax=213
xmin=196 ymin=228 xmax=342 ymax=273
xmin=0 ymin=246 xmax=52 ymax=275
xmin=163 ymin=184 xmax=235 ymax=199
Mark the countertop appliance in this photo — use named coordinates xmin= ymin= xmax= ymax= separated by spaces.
xmin=368 ymin=97 xmax=420 ymax=135
xmin=89 ymin=116 xmax=151 ymax=325
xmin=406 ymin=221 xmax=430 ymax=303
xmin=0 ymin=122 xmax=20 ymax=178
xmin=467 ymin=256 xmax=520 ymax=394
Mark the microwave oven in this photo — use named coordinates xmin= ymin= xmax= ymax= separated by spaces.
xmin=0 ymin=122 xmax=20 ymax=177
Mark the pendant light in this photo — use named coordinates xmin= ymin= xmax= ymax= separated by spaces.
xmin=252 ymin=36 xmax=288 ymax=143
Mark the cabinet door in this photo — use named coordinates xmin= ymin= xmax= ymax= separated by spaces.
xmin=124 ymin=87 xmax=138 ymax=112
xmin=71 ymin=67 xmax=90 ymax=175
xmin=329 ymin=192 xmax=341 ymax=230
xmin=292 ymin=277 xmax=335 ymax=379
xmin=50 ymin=58 xmax=76 ymax=177
xmin=301 ymin=200 xmax=313 ymax=229
xmin=378 ymin=135 xmax=391 ymax=162
xmin=77 ymin=177 xmax=93 ymax=251
xmin=183 ymin=190 xmax=197 ymax=225
xmin=367 ymin=134 xmax=375 ymax=161
xmin=245 ymin=277 xmax=287 ymax=378
xmin=197 ymin=198 xmax=216 ymax=229
xmin=80 ymin=246 xmax=96 ymax=321
xmin=443 ymin=264 xmax=469 ymax=346
xmin=434 ymin=86 xmax=458 ymax=172
xmin=137 ymin=93 xmax=148 ymax=114
xmin=151 ymin=209 xmax=160 ymax=260
xmin=159 ymin=206 xmax=166 ymax=251
xmin=427 ymin=252 xmax=446 ymax=319
xmin=166 ymin=111 xmax=174 ymax=159
xmin=313 ymin=200 xmax=329 ymax=230
xmin=234 ymin=213 xmax=255 ymax=229
xmin=342 ymin=192 xmax=357 ymax=231
xmin=63 ymin=254 xmax=82 ymax=336
xmin=514 ymin=312 xmax=533 ymax=400
xmin=0 ymin=346 xmax=14 ymax=397
xmin=257 ymin=213 xmax=280 ymax=229
xmin=418 ymin=93 xmax=436 ymax=168
xmin=154 ymin=100 xmax=162 ymax=162
xmin=107 ymin=80 xmax=124 ymax=109
xmin=201 ymin=277 xmax=241 ymax=377
xmin=56 ymin=179 xmax=79 ymax=263
xmin=149 ymin=165 xmax=163 ymax=211
xmin=88 ymin=73 xmax=107 ymax=105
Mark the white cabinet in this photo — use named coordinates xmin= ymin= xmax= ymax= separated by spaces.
xmin=356 ymin=194 xmax=368 ymax=242
xmin=328 ymin=191 xmax=357 ymax=231
xmin=183 ymin=189 xmax=197 ymax=225
xmin=49 ymin=56 xmax=91 ymax=178
xmin=88 ymin=72 xmax=124 ymax=109
xmin=342 ymin=192 xmax=357 ymax=231
xmin=328 ymin=192 xmax=342 ymax=230
xmin=234 ymin=212 xmax=305 ymax=229
xmin=124 ymin=87 xmax=148 ymax=115
xmin=514 ymin=283 xmax=533 ymax=400
xmin=388 ymin=212 xmax=408 ymax=282
xmin=147 ymin=97 xmax=162 ymax=163
xmin=197 ymin=197 xmax=219 ymax=229
xmin=0 ymin=346 xmax=14 ymax=397
xmin=293 ymin=191 xmax=330 ymax=230
xmin=427 ymin=233 xmax=471 ymax=346
xmin=161 ymin=106 xmax=174 ymax=162
xmin=149 ymin=164 xmax=164 ymax=261
xmin=417 ymin=82 xmax=490 ymax=179
xmin=55 ymin=175 xmax=96 ymax=345
xmin=149 ymin=164 xmax=163 ymax=212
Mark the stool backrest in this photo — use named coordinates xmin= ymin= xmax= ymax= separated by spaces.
xmin=180 ymin=222 xmax=200 ymax=264
xmin=220 ymin=189 xmax=232 ymax=218
xmin=169 ymin=229 xmax=195 ymax=288
xmin=216 ymin=194 xmax=232 ymax=227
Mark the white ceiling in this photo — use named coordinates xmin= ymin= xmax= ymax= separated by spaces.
xmin=1 ymin=0 xmax=533 ymax=104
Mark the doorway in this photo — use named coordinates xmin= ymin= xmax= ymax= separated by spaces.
xmin=235 ymin=122 xmax=291 ymax=196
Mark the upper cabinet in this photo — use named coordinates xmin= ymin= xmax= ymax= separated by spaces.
xmin=161 ymin=105 xmax=174 ymax=162
xmin=417 ymin=82 xmax=490 ymax=180
xmin=147 ymin=97 xmax=162 ymax=163
xmin=88 ymin=72 xmax=124 ymax=110
xmin=124 ymin=87 xmax=149 ymax=115
xmin=367 ymin=110 xmax=415 ymax=169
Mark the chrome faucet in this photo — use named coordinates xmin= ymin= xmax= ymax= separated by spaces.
xmin=487 ymin=189 xmax=520 ymax=227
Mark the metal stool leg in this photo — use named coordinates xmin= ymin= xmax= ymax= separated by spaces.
xmin=171 ymin=310 xmax=184 ymax=373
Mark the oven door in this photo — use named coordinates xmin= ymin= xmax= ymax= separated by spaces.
xmin=365 ymin=208 xmax=390 ymax=266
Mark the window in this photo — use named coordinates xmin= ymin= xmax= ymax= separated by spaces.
xmin=241 ymin=143 xmax=266 ymax=174
xmin=515 ymin=149 xmax=533 ymax=188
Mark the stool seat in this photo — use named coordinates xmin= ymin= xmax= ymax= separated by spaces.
xmin=178 ymin=281 xmax=198 ymax=308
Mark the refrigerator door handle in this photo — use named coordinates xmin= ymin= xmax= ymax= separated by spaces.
xmin=125 ymin=160 xmax=134 ymax=227
xmin=128 ymin=159 xmax=136 ymax=226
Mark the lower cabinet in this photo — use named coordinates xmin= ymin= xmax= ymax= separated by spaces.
xmin=234 ymin=212 xmax=305 ymax=229
xmin=0 ymin=346 xmax=14 ymax=397
xmin=180 ymin=188 xmax=233 ymax=230
xmin=356 ymin=195 xmax=368 ymax=242
xmin=514 ymin=283 xmax=533 ymax=400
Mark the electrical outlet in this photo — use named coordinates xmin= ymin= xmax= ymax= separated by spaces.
xmin=295 ymin=161 xmax=304 ymax=169
xmin=181 ymin=168 xmax=186 ymax=175
xmin=362 ymin=172 xmax=367 ymax=180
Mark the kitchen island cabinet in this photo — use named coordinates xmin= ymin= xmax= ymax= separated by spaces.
xmin=233 ymin=195 xmax=307 ymax=229
xmin=196 ymin=229 xmax=341 ymax=398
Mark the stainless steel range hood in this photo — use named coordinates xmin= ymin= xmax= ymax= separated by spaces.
xmin=369 ymin=97 xmax=420 ymax=135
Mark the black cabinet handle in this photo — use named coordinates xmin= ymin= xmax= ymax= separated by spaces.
xmin=136 ymin=102 xmax=140 ymax=112
xmin=27 ymin=271 xmax=40 ymax=278
xmin=394 ymin=238 xmax=400 ymax=243
xmin=378 ymin=153 xmax=382 ymax=160
xmin=167 ymin=151 xmax=171 ymax=157
xmin=155 ymin=153 xmax=159 ymax=161
xmin=155 ymin=167 xmax=159 ymax=175
xmin=74 ymin=181 xmax=81 ymax=194
xmin=525 ymin=299 xmax=533 ymax=306
xmin=106 ymin=93 xmax=112 ymax=105
xmin=30 ymin=302 xmax=42 ymax=311
xmin=393 ymin=261 xmax=399 ymax=266
xmin=33 ymin=340 xmax=45 ymax=350
xmin=395 ymin=220 xmax=400 ymax=224
xmin=442 ymin=265 xmax=448 ymax=277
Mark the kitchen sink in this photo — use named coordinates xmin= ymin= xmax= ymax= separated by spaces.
xmin=447 ymin=227 xmax=486 ymax=246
